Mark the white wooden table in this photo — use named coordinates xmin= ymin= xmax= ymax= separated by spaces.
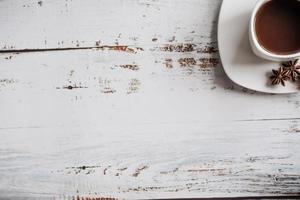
xmin=0 ymin=0 xmax=300 ymax=199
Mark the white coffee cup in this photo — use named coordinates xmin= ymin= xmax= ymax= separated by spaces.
xmin=249 ymin=0 xmax=300 ymax=62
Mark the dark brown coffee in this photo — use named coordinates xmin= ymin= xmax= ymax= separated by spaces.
xmin=255 ymin=0 xmax=300 ymax=55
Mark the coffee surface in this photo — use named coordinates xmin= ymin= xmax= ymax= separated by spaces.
xmin=255 ymin=0 xmax=300 ymax=55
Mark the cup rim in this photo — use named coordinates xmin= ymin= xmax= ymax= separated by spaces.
xmin=250 ymin=0 xmax=300 ymax=60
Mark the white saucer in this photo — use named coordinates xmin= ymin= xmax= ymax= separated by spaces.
xmin=218 ymin=0 xmax=299 ymax=94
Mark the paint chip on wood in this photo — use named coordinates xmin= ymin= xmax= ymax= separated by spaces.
xmin=118 ymin=64 xmax=139 ymax=71
xmin=164 ymin=58 xmax=173 ymax=68
xmin=127 ymin=79 xmax=141 ymax=94
xmin=132 ymin=165 xmax=148 ymax=177
xmin=161 ymin=44 xmax=195 ymax=52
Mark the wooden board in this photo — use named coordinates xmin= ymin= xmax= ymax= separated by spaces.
xmin=0 ymin=0 xmax=220 ymax=50
xmin=0 ymin=0 xmax=299 ymax=199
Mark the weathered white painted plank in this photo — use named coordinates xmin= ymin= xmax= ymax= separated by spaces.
xmin=0 ymin=120 xmax=299 ymax=199
xmin=0 ymin=0 xmax=221 ymax=51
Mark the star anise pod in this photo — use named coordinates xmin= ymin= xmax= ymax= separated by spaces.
xmin=270 ymin=67 xmax=290 ymax=86
xmin=282 ymin=59 xmax=300 ymax=82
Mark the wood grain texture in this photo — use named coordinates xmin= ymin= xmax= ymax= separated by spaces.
xmin=0 ymin=0 xmax=220 ymax=50
xmin=0 ymin=0 xmax=300 ymax=199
